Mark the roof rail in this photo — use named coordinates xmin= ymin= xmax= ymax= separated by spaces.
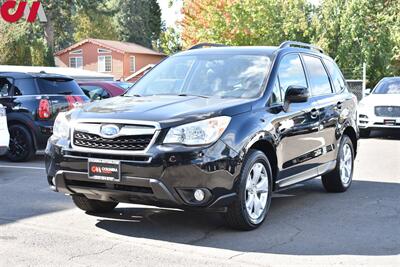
xmin=279 ymin=41 xmax=324 ymax=54
xmin=188 ymin=43 xmax=227 ymax=50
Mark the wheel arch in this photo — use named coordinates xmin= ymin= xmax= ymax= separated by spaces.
xmin=247 ymin=138 xmax=278 ymax=188
xmin=343 ymin=126 xmax=358 ymax=156
xmin=7 ymin=116 xmax=38 ymax=150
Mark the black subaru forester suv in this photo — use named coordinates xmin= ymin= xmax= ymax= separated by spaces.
xmin=45 ymin=42 xmax=359 ymax=230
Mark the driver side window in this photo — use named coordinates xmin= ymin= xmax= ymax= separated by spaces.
xmin=277 ymin=54 xmax=308 ymax=99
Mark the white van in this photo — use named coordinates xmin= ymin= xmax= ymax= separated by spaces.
xmin=0 ymin=104 xmax=9 ymax=155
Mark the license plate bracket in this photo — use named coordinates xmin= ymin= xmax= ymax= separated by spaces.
xmin=88 ymin=159 xmax=121 ymax=182
xmin=384 ymin=120 xmax=396 ymax=126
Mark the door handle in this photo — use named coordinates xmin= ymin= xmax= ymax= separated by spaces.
xmin=310 ymin=108 xmax=319 ymax=119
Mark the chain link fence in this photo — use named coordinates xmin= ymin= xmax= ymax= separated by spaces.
xmin=341 ymin=65 xmax=366 ymax=101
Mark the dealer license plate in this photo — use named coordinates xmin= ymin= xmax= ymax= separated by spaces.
xmin=88 ymin=159 xmax=121 ymax=182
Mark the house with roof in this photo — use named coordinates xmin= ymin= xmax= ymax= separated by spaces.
xmin=55 ymin=39 xmax=165 ymax=81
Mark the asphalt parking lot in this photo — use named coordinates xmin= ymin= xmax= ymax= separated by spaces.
xmin=0 ymin=130 xmax=399 ymax=266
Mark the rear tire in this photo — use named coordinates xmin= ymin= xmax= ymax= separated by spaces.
xmin=322 ymin=135 xmax=354 ymax=193
xmin=72 ymin=195 xmax=118 ymax=213
xmin=224 ymin=149 xmax=273 ymax=231
xmin=7 ymin=124 xmax=35 ymax=162
xmin=359 ymin=129 xmax=370 ymax=138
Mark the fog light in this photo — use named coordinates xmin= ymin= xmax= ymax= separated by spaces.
xmin=194 ymin=189 xmax=205 ymax=202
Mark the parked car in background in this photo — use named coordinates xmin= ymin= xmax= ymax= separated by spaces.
xmin=0 ymin=72 xmax=89 ymax=161
xmin=79 ymin=81 xmax=134 ymax=101
xmin=358 ymin=77 xmax=400 ymax=137
xmin=46 ymin=42 xmax=359 ymax=230
xmin=0 ymin=104 xmax=9 ymax=156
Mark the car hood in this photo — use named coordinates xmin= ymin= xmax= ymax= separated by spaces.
xmin=360 ymin=94 xmax=400 ymax=106
xmin=74 ymin=95 xmax=253 ymax=127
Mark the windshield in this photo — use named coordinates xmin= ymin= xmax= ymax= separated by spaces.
xmin=37 ymin=78 xmax=84 ymax=95
xmin=126 ymin=54 xmax=272 ymax=98
xmin=373 ymin=78 xmax=400 ymax=94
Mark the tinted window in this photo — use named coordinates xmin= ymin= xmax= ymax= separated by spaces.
xmin=36 ymin=78 xmax=83 ymax=95
xmin=373 ymin=79 xmax=400 ymax=94
xmin=324 ymin=59 xmax=347 ymax=92
xmin=13 ymin=78 xmax=37 ymax=96
xmin=278 ymin=54 xmax=307 ymax=97
xmin=0 ymin=77 xmax=14 ymax=97
xmin=303 ymin=55 xmax=332 ymax=96
xmin=80 ymin=85 xmax=110 ymax=100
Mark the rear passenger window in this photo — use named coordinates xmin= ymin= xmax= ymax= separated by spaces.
xmin=13 ymin=79 xmax=37 ymax=96
xmin=302 ymin=55 xmax=333 ymax=96
xmin=0 ymin=77 xmax=14 ymax=97
xmin=324 ymin=59 xmax=347 ymax=92
xmin=278 ymin=54 xmax=308 ymax=97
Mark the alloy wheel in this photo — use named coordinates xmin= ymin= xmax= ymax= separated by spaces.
xmin=245 ymin=162 xmax=269 ymax=223
xmin=340 ymin=143 xmax=353 ymax=185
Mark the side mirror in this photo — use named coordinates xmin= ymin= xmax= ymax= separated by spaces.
xmin=285 ymin=85 xmax=309 ymax=104
xmin=365 ymin=88 xmax=371 ymax=95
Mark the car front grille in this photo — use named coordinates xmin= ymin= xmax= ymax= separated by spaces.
xmin=375 ymin=106 xmax=400 ymax=117
xmin=73 ymin=131 xmax=153 ymax=151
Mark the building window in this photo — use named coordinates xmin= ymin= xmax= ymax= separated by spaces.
xmin=69 ymin=57 xmax=83 ymax=69
xmin=130 ymin=56 xmax=136 ymax=73
xmin=69 ymin=49 xmax=82 ymax=55
xmin=98 ymin=48 xmax=111 ymax=54
xmin=98 ymin=55 xmax=112 ymax=72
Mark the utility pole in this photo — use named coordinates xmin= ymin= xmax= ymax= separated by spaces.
xmin=362 ymin=62 xmax=367 ymax=98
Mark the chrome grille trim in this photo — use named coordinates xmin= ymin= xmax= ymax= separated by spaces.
xmin=71 ymin=119 xmax=161 ymax=155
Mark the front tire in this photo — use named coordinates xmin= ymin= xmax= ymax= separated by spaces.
xmin=72 ymin=195 xmax=118 ymax=213
xmin=322 ymin=135 xmax=354 ymax=192
xmin=224 ymin=150 xmax=273 ymax=230
xmin=7 ymin=124 xmax=35 ymax=162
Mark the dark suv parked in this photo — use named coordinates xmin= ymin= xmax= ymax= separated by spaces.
xmin=45 ymin=42 xmax=359 ymax=230
xmin=0 ymin=72 xmax=88 ymax=161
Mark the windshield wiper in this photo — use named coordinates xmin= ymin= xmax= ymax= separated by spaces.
xmin=178 ymin=94 xmax=209 ymax=99
xmin=123 ymin=94 xmax=142 ymax=97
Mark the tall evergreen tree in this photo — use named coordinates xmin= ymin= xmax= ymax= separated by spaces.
xmin=115 ymin=0 xmax=162 ymax=48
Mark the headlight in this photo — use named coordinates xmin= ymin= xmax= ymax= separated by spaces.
xmin=164 ymin=116 xmax=231 ymax=146
xmin=0 ymin=107 xmax=5 ymax=117
xmin=53 ymin=112 xmax=70 ymax=139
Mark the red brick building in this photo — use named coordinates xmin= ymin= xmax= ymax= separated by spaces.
xmin=55 ymin=39 xmax=165 ymax=81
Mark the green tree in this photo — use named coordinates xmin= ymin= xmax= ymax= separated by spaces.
xmin=158 ymin=27 xmax=182 ymax=55
xmin=181 ymin=0 xmax=313 ymax=48
xmin=314 ymin=0 xmax=396 ymax=84
xmin=0 ymin=21 xmax=32 ymax=65
xmin=115 ymin=0 xmax=162 ymax=48
xmin=73 ymin=11 xmax=118 ymax=42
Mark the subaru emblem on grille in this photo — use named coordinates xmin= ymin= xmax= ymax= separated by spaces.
xmin=100 ymin=124 xmax=120 ymax=138
xmin=388 ymin=107 xmax=393 ymax=112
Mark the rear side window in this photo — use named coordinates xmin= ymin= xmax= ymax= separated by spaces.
xmin=324 ymin=59 xmax=347 ymax=92
xmin=277 ymin=54 xmax=308 ymax=97
xmin=13 ymin=78 xmax=37 ymax=96
xmin=302 ymin=55 xmax=333 ymax=96
xmin=80 ymin=85 xmax=110 ymax=99
xmin=36 ymin=78 xmax=83 ymax=95
xmin=0 ymin=77 xmax=14 ymax=97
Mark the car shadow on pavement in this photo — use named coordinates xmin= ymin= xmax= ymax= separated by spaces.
xmin=94 ymin=179 xmax=400 ymax=256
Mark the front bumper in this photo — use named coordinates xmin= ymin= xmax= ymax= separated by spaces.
xmin=45 ymin=137 xmax=241 ymax=210
xmin=358 ymin=112 xmax=400 ymax=130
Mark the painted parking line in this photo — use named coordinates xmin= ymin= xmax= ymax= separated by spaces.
xmin=0 ymin=165 xmax=45 ymax=170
